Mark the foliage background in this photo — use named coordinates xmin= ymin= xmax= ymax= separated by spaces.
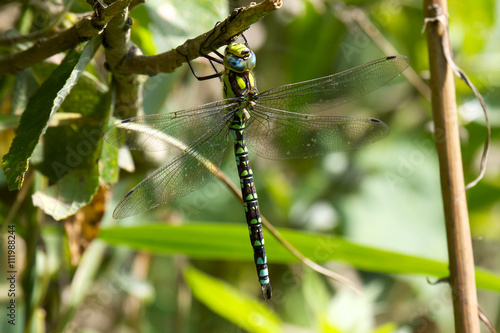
xmin=0 ymin=0 xmax=499 ymax=332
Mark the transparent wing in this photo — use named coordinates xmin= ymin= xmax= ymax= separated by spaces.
xmin=111 ymin=121 xmax=231 ymax=219
xmin=104 ymin=99 xmax=238 ymax=152
xmin=255 ymin=55 xmax=409 ymax=114
xmin=245 ymin=106 xmax=389 ymax=159
xmin=104 ymin=100 xmax=238 ymax=219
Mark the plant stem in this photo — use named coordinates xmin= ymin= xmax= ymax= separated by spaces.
xmin=424 ymin=0 xmax=479 ymax=331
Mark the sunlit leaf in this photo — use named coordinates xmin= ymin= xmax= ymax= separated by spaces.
xmin=184 ymin=265 xmax=282 ymax=333
xmin=99 ymin=223 xmax=500 ymax=293
xmin=1 ymin=37 xmax=100 ymax=190
xmin=32 ymin=167 xmax=99 ymax=220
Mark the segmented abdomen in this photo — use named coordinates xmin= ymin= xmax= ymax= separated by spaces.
xmin=230 ymin=110 xmax=271 ymax=299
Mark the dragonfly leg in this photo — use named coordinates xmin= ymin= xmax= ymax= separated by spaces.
xmin=182 ymin=22 xmax=226 ymax=81
xmin=188 ymin=25 xmax=250 ymax=81
xmin=183 ymin=45 xmax=223 ymax=81
xmin=184 ymin=54 xmax=223 ymax=81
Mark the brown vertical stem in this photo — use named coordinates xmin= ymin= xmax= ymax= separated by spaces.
xmin=424 ymin=1 xmax=479 ymax=331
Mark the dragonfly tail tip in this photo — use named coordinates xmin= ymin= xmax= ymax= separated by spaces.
xmin=262 ymin=284 xmax=272 ymax=300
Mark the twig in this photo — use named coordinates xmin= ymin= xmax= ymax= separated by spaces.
xmin=0 ymin=28 xmax=59 ymax=47
xmin=423 ymin=1 xmax=479 ymax=332
xmin=0 ymin=0 xmax=133 ymax=75
xmin=478 ymin=307 xmax=497 ymax=333
xmin=117 ymin=0 xmax=283 ymax=75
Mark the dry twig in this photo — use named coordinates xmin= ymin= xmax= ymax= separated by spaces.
xmin=423 ymin=1 xmax=479 ymax=331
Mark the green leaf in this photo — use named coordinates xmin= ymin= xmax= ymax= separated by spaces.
xmin=184 ymin=266 xmax=282 ymax=333
xmin=34 ymin=124 xmax=104 ymax=181
xmin=99 ymin=223 xmax=500 ymax=293
xmin=28 ymin=55 xmax=108 ymax=182
xmin=31 ymin=88 xmax=111 ymax=219
xmin=32 ymin=167 xmax=99 ymax=220
xmin=99 ymin=139 xmax=119 ymax=184
xmin=1 ymin=37 xmax=100 ymax=190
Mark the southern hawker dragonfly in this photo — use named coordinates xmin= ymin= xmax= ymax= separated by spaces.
xmin=104 ymin=41 xmax=409 ymax=299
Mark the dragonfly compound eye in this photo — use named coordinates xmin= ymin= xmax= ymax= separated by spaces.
xmin=224 ymin=54 xmax=250 ymax=73
xmin=246 ymin=50 xmax=256 ymax=70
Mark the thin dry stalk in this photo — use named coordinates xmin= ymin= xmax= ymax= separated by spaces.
xmin=423 ymin=0 xmax=479 ymax=331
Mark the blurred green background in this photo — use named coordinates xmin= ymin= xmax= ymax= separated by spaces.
xmin=0 ymin=0 xmax=499 ymax=332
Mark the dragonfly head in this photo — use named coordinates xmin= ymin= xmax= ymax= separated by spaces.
xmin=223 ymin=43 xmax=256 ymax=73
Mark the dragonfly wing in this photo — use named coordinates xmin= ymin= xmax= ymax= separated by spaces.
xmin=105 ymin=99 xmax=239 ymax=219
xmin=255 ymin=55 xmax=409 ymax=114
xmin=112 ymin=122 xmax=231 ymax=219
xmin=104 ymin=99 xmax=238 ymax=152
xmin=246 ymin=106 xmax=389 ymax=159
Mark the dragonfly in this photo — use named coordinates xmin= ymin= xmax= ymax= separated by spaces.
xmin=104 ymin=40 xmax=409 ymax=299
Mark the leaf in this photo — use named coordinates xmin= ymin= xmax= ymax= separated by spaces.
xmin=32 ymin=167 xmax=99 ymax=220
xmin=35 ymin=123 xmax=102 ymax=181
xmin=29 ymin=54 xmax=108 ymax=182
xmin=99 ymin=223 xmax=500 ymax=293
xmin=99 ymin=139 xmax=119 ymax=184
xmin=184 ymin=266 xmax=282 ymax=333
xmin=1 ymin=37 xmax=100 ymax=190
xmin=32 ymin=90 xmax=112 ymax=219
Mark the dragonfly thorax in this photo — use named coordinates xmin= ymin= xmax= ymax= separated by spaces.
xmin=222 ymin=44 xmax=258 ymax=99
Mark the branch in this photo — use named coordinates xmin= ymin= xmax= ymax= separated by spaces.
xmin=117 ymin=0 xmax=283 ymax=75
xmin=0 ymin=28 xmax=59 ymax=47
xmin=423 ymin=1 xmax=480 ymax=332
xmin=105 ymin=0 xmax=281 ymax=118
xmin=101 ymin=1 xmax=142 ymax=119
xmin=0 ymin=0 xmax=133 ymax=75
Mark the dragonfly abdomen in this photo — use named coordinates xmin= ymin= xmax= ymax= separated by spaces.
xmin=230 ymin=113 xmax=272 ymax=299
